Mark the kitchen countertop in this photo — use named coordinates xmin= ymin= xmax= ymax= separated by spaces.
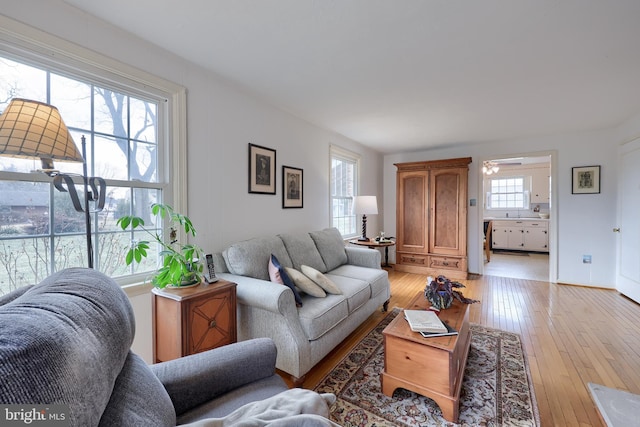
xmin=484 ymin=217 xmax=549 ymax=221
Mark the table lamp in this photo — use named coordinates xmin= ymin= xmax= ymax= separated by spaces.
xmin=352 ymin=195 xmax=378 ymax=241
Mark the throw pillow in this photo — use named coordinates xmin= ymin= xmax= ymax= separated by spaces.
xmin=309 ymin=228 xmax=348 ymax=271
xmin=300 ymin=265 xmax=342 ymax=295
xmin=285 ymin=267 xmax=326 ymax=298
xmin=269 ymin=254 xmax=303 ymax=307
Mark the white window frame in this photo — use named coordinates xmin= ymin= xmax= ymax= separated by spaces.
xmin=486 ymin=176 xmax=529 ymax=209
xmin=0 ymin=16 xmax=187 ymax=287
xmin=330 ymin=145 xmax=360 ymax=238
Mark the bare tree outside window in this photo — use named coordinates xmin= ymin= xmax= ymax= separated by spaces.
xmin=0 ymin=56 xmax=163 ymax=295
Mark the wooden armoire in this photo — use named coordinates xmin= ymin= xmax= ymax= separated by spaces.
xmin=395 ymin=157 xmax=471 ymax=279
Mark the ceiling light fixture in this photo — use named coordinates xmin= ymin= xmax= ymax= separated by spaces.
xmin=482 ymin=161 xmax=500 ymax=175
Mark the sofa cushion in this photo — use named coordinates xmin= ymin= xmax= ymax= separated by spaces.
xmin=309 ymin=228 xmax=348 ymax=271
xmin=325 ymin=275 xmax=371 ymax=314
xmin=301 ymin=265 xmax=342 ymax=295
xmin=285 ymin=268 xmax=326 ymax=298
xmin=278 ymin=232 xmax=327 ymax=272
xmin=298 ymin=295 xmax=348 ymax=341
xmin=269 ymin=255 xmax=303 ymax=307
xmin=223 ymin=236 xmax=292 ymax=280
xmin=329 ymin=264 xmax=390 ymax=298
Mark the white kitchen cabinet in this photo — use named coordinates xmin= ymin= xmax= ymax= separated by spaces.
xmin=530 ymin=168 xmax=550 ymax=203
xmin=491 ymin=220 xmax=548 ymax=252
xmin=492 ymin=221 xmax=524 ymax=249
xmin=523 ymin=221 xmax=549 ymax=251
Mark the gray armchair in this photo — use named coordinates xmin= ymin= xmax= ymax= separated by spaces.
xmin=0 ymin=268 xmax=291 ymax=426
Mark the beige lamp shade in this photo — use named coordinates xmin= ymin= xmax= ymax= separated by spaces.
xmin=352 ymin=195 xmax=378 ymax=215
xmin=0 ymin=98 xmax=83 ymax=165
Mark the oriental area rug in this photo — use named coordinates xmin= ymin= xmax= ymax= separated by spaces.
xmin=314 ymin=309 xmax=540 ymax=426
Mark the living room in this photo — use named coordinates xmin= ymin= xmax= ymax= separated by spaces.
xmin=2 ymin=1 xmax=640 ymax=425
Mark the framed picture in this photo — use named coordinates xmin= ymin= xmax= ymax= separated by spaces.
xmin=282 ymin=165 xmax=303 ymax=208
xmin=248 ymin=143 xmax=276 ymax=194
xmin=572 ymin=165 xmax=600 ymax=194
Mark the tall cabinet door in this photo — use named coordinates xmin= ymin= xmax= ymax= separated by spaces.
xmin=429 ymin=167 xmax=468 ymax=256
xmin=396 ymin=169 xmax=429 ymax=254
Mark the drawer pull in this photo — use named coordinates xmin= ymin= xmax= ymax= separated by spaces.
xmin=443 ymin=261 xmax=449 ymax=266
xmin=209 ymin=320 xmax=217 ymax=329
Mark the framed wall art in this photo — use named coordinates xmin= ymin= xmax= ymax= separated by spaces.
xmin=248 ymin=143 xmax=276 ymax=194
xmin=572 ymin=165 xmax=600 ymax=194
xmin=282 ymin=165 xmax=303 ymax=208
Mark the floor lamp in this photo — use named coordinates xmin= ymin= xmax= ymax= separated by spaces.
xmin=0 ymin=98 xmax=106 ymax=268
xmin=353 ymin=195 xmax=378 ymax=241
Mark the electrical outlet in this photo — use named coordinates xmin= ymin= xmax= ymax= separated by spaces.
xmin=583 ymin=255 xmax=592 ymax=264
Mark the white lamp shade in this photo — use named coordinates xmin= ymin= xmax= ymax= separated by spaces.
xmin=0 ymin=98 xmax=83 ymax=163
xmin=352 ymin=195 xmax=378 ymax=215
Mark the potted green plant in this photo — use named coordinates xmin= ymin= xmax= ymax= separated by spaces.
xmin=117 ymin=203 xmax=204 ymax=288
xmin=424 ymin=275 xmax=479 ymax=310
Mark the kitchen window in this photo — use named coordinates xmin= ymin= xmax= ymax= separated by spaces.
xmin=487 ymin=177 xmax=528 ymax=209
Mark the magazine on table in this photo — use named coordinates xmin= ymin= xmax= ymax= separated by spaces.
xmin=419 ymin=321 xmax=458 ymax=338
xmin=404 ymin=309 xmax=448 ymax=333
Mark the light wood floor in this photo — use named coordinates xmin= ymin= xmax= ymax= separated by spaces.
xmin=287 ymin=269 xmax=640 ymax=427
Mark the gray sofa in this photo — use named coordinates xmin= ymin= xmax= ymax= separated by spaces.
xmin=0 ymin=268 xmax=336 ymax=426
xmin=213 ymin=227 xmax=391 ymax=384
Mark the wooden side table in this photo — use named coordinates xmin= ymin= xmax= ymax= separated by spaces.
xmin=349 ymin=238 xmax=396 ymax=267
xmin=151 ymin=279 xmax=237 ymax=363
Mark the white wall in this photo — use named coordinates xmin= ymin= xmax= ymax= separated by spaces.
xmin=2 ymin=1 xmax=384 ymax=362
xmin=384 ymin=127 xmax=619 ymax=288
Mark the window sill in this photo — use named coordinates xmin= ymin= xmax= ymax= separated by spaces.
xmin=122 ymin=281 xmax=154 ymax=298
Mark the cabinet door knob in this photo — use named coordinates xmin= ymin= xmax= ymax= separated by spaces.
xmin=209 ymin=320 xmax=217 ymax=329
xmin=613 ymin=228 xmax=621 ymax=232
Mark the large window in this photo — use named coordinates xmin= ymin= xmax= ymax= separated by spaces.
xmin=0 ymin=31 xmax=182 ymax=295
xmin=487 ymin=177 xmax=527 ymax=209
xmin=330 ymin=146 xmax=359 ymax=237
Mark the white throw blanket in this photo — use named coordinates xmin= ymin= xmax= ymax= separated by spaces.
xmin=181 ymin=388 xmax=340 ymax=427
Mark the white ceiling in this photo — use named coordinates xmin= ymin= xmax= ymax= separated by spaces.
xmin=64 ymin=0 xmax=640 ymax=154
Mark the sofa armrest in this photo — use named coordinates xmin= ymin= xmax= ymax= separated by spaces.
xmin=216 ymin=273 xmax=310 ymax=380
xmin=150 ymin=338 xmax=278 ymax=416
xmin=217 ymin=273 xmax=295 ymax=314
xmin=345 ymin=246 xmax=381 ymax=269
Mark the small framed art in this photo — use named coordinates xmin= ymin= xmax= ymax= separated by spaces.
xmin=248 ymin=143 xmax=276 ymax=194
xmin=572 ymin=165 xmax=600 ymax=194
xmin=282 ymin=165 xmax=303 ymax=208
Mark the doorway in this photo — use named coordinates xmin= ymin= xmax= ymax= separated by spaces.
xmin=479 ymin=153 xmax=555 ymax=282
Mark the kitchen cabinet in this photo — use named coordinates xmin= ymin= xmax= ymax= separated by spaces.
xmin=492 ymin=220 xmax=548 ymax=252
xmin=530 ymin=167 xmax=550 ymax=203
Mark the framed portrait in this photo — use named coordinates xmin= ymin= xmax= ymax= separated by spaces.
xmin=282 ymin=165 xmax=303 ymax=208
xmin=248 ymin=143 xmax=276 ymax=194
xmin=572 ymin=165 xmax=600 ymax=194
